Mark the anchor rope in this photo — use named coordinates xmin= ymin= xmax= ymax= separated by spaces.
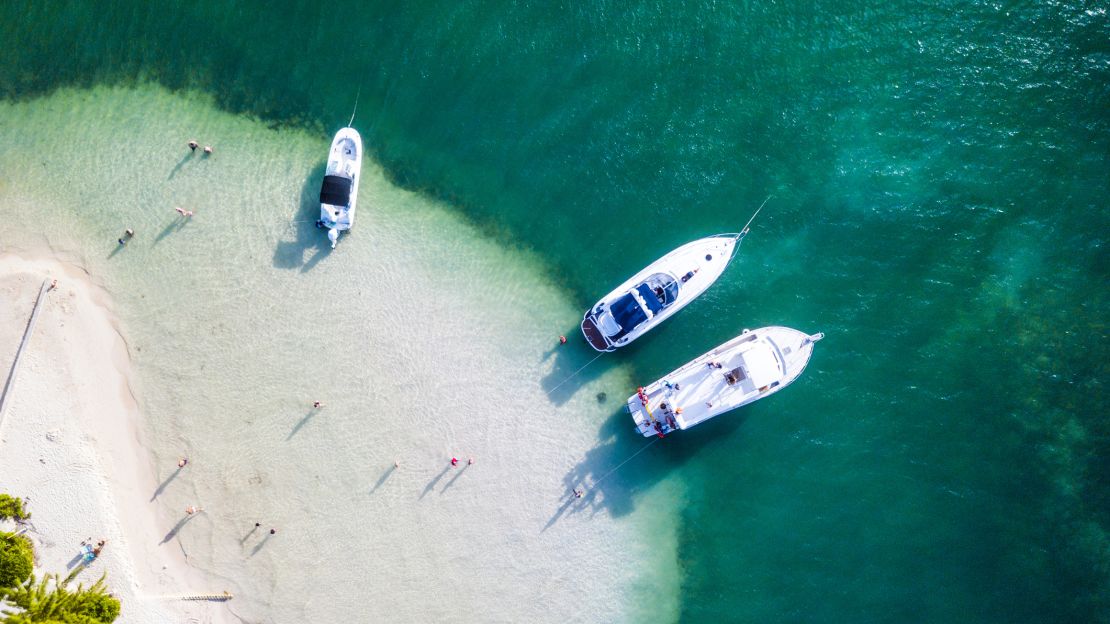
xmin=545 ymin=352 xmax=604 ymax=395
xmin=586 ymin=436 xmax=661 ymax=491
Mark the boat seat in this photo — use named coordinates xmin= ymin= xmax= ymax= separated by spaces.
xmin=724 ymin=366 xmax=747 ymax=386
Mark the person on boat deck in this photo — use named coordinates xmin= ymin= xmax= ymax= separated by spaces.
xmin=680 ymin=268 xmax=699 ymax=283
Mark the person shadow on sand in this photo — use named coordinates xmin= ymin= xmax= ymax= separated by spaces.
xmin=159 ymin=513 xmax=198 ymax=545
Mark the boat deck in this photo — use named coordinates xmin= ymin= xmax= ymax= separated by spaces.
xmin=627 ymin=327 xmax=821 ymax=437
xmin=580 ymin=315 xmax=611 ymax=351
xmin=636 ymin=349 xmax=756 ymax=433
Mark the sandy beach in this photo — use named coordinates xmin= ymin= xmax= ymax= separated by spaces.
xmin=0 ymin=85 xmax=684 ymax=622
xmin=0 ymin=253 xmax=233 ymax=623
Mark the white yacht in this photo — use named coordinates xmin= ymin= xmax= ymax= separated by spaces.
xmin=628 ymin=326 xmax=823 ymax=437
xmin=317 ymin=127 xmax=363 ymax=248
xmin=580 ymin=201 xmax=769 ymax=352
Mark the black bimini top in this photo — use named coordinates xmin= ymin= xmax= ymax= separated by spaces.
xmin=320 ymin=175 xmax=353 ymax=206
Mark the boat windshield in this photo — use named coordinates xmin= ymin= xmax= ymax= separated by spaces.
xmin=641 ymin=273 xmax=679 ymax=309
xmin=320 ymin=175 xmax=352 ymax=206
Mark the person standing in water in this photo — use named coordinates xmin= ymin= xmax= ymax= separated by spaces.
xmin=117 ymin=229 xmax=134 ymax=245
xmin=188 ymin=139 xmax=198 ymax=152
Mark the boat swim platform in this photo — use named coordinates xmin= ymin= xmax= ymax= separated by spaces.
xmin=580 ymin=315 xmax=611 ymax=351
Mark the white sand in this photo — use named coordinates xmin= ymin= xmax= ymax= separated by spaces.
xmin=0 ymin=253 xmax=233 ymax=623
xmin=0 ymin=86 xmax=685 ymax=622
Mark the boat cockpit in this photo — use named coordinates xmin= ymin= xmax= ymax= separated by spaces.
xmin=641 ymin=273 xmax=679 ymax=309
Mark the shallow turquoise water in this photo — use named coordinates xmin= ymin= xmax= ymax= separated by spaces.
xmin=2 ymin=1 xmax=1108 ymax=622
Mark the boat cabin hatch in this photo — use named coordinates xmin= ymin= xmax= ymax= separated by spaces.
xmin=320 ymin=175 xmax=352 ymax=207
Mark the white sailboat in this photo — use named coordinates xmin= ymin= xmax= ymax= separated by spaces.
xmin=317 ymin=127 xmax=363 ymax=248
xmin=579 ymin=200 xmax=769 ymax=352
xmin=627 ymin=326 xmax=824 ymax=437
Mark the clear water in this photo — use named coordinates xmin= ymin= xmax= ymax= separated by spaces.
xmin=2 ymin=1 xmax=1108 ymax=622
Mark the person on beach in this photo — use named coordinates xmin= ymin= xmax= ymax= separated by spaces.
xmin=313 ymin=401 xmax=324 ymax=409
xmin=467 ymin=458 xmax=474 ymax=465
xmin=185 ymin=505 xmax=203 ymax=515
xmin=118 ymin=229 xmax=134 ymax=245
xmin=188 ymin=139 xmax=198 ymax=152
xmin=49 ymin=279 xmax=58 ymax=291
xmin=255 ymin=522 xmax=261 ymax=528
xmin=270 ymin=528 xmax=277 ymax=535
xmin=178 ymin=457 xmax=188 ymax=468
xmin=92 ymin=539 xmax=106 ymax=557
xmin=451 ymin=457 xmax=459 ymax=466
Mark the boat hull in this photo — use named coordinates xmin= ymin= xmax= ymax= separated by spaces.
xmin=580 ymin=234 xmax=741 ymax=352
xmin=318 ymin=127 xmax=363 ymax=247
xmin=627 ymin=326 xmax=823 ymax=437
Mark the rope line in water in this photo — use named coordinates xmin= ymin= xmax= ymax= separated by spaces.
xmin=587 ymin=436 xmax=661 ymax=491
xmin=546 ymin=352 xmax=604 ymax=395
xmin=348 ymin=86 xmax=361 ymax=127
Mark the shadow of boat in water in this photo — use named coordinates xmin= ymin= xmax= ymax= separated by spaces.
xmin=272 ymin=161 xmax=332 ymax=272
xmin=544 ymin=405 xmax=747 ymax=531
xmin=540 ymin=332 xmax=611 ymax=406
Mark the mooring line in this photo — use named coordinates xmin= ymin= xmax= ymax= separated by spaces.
xmin=546 ymin=352 xmax=605 ymax=395
xmin=587 ymin=436 xmax=661 ymax=491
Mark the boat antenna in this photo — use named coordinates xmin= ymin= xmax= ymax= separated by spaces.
xmin=348 ymin=86 xmax=361 ymax=128
xmin=737 ymin=194 xmax=773 ymax=239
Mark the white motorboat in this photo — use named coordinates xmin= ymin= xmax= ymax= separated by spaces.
xmin=317 ymin=127 xmax=363 ymax=248
xmin=579 ymin=202 xmax=769 ymax=352
xmin=627 ymin=326 xmax=824 ymax=437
